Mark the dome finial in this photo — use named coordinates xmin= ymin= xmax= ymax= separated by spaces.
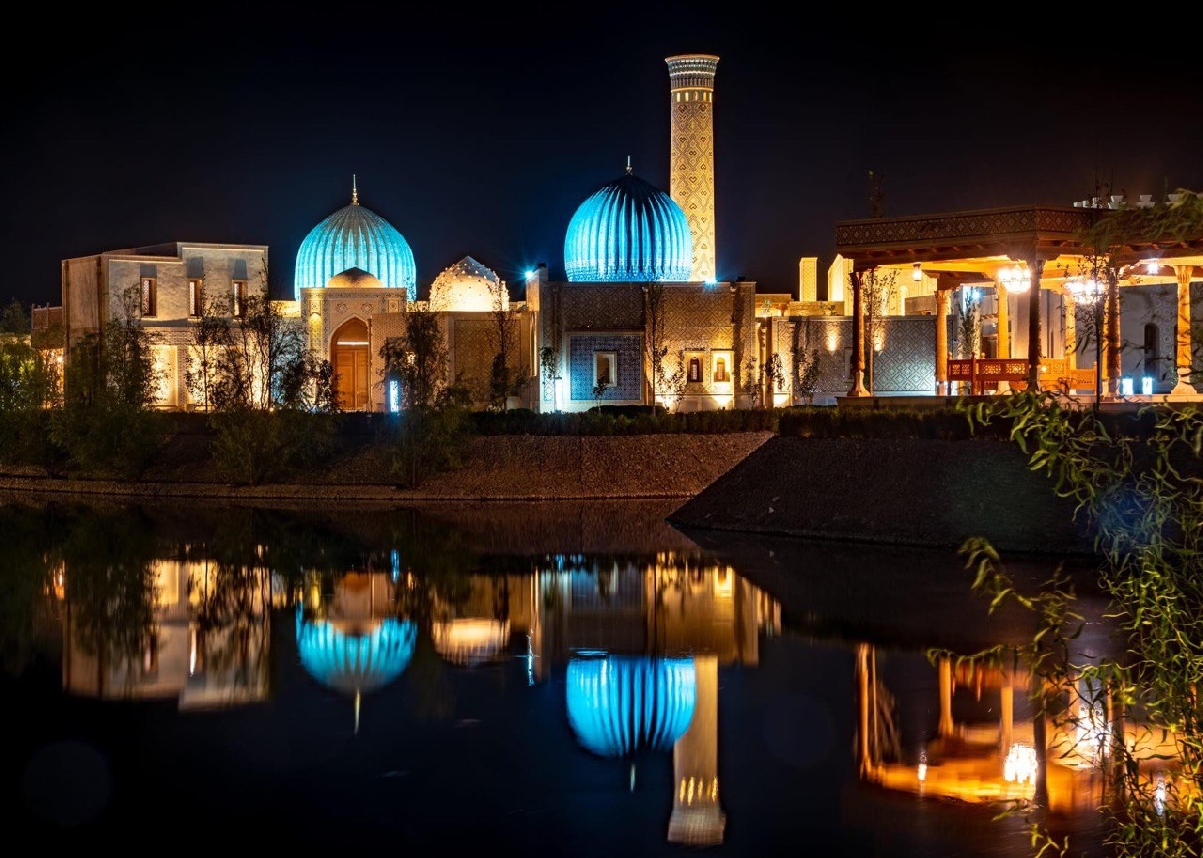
xmin=626 ymin=155 xmax=632 ymax=175
xmin=352 ymin=174 xmax=359 ymax=205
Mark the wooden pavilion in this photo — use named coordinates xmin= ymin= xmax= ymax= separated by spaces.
xmin=833 ymin=200 xmax=1203 ymax=400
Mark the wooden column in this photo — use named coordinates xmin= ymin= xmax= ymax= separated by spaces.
xmin=936 ymin=288 xmax=949 ymax=395
xmin=1063 ymin=289 xmax=1077 ymax=371
xmin=856 ymin=643 xmax=872 ymax=774
xmin=847 ymin=270 xmax=869 ymax=396
xmin=996 ymin=287 xmax=1010 ymax=358
xmin=1026 ymin=260 xmax=1044 ymax=390
xmin=1105 ymin=270 xmax=1121 ymax=398
xmin=996 ymin=283 xmax=1011 ymax=393
xmin=1173 ymin=265 xmax=1197 ymax=394
xmin=938 ymin=655 xmax=955 ymax=738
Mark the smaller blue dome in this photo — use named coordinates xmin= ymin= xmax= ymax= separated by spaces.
xmin=563 ymin=166 xmax=693 ymax=282
xmin=295 ymin=607 xmax=418 ymax=695
xmin=293 ymin=176 xmax=417 ymax=301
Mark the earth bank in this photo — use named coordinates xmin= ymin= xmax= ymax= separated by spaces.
xmin=0 ymin=430 xmax=1092 ymax=555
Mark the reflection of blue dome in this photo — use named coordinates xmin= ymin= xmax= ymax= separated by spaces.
xmin=295 ymin=608 xmax=417 ymax=695
xmin=566 ymin=654 xmax=697 ymax=758
xmin=563 ymin=167 xmax=693 ymax=282
xmin=293 ymin=177 xmax=417 ymax=301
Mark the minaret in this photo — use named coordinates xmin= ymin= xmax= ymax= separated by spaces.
xmin=665 ymin=53 xmax=719 ymax=283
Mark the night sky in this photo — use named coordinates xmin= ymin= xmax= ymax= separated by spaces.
xmin=6 ymin=6 xmax=1201 ymax=310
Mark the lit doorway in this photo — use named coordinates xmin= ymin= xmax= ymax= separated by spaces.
xmin=332 ymin=318 xmax=370 ymax=410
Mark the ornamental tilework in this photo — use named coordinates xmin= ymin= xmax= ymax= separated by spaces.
xmin=569 ymin=334 xmax=641 ymax=401
xmin=870 ymin=317 xmax=937 ymax=394
xmin=451 ymin=318 xmax=502 ymax=406
xmin=778 ymin=316 xmax=936 ymax=397
xmin=669 ymin=101 xmax=715 ymax=281
xmin=561 ymin=285 xmax=644 ymax=330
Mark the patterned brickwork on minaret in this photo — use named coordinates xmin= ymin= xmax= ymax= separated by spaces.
xmin=665 ymin=54 xmax=719 ymax=283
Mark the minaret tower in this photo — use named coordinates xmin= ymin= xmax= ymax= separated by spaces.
xmin=665 ymin=53 xmax=719 ymax=283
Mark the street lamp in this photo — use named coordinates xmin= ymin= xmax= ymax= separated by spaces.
xmin=1066 ymin=275 xmax=1106 ymax=412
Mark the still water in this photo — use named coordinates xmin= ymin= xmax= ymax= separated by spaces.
xmin=2 ymin=496 xmax=1114 ymax=856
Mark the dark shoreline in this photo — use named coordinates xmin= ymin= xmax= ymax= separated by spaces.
xmin=0 ymin=431 xmax=1096 ymax=557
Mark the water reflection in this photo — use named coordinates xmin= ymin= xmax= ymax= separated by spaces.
xmin=5 ymin=497 xmax=1119 ymax=855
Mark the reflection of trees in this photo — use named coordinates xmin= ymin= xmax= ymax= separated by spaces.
xmin=0 ymin=504 xmax=63 ymax=678
xmin=59 ymin=506 xmax=159 ymax=695
xmin=190 ymin=557 xmax=270 ymax=690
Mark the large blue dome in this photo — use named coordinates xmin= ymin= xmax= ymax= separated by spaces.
xmin=563 ymin=167 xmax=693 ymax=282
xmin=293 ymin=177 xmax=417 ymax=301
xmin=565 ymin=653 xmax=697 ymax=758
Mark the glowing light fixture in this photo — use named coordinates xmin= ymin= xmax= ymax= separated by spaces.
xmin=998 ymin=264 xmax=1030 ymax=294
xmin=1065 ymin=276 xmax=1105 ymax=303
xmin=911 ymin=263 xmax=923 ymax=282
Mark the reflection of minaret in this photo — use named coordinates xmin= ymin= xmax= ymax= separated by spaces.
xmin=668 ymin=654 xmax=724 ymax=845
xmin=665 ymin=53 xmax=719 ymax=283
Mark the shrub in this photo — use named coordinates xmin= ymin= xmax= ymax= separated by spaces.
xmin=210 ymin=407 xmax=337 ymax=486
xmin=387 ymin=403 xmax=473 ymax=489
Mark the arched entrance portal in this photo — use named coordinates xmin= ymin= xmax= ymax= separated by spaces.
xmin=332 ymin=318 xmax=370 ymax=411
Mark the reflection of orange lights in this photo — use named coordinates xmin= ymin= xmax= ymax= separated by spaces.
xmin=677 ymin=776 xmax=719 ymax=804
xmin=1004 ymin=743 xmax=1037 ymax=784
xmin=713 ymin=567 xmax=733 ymax=597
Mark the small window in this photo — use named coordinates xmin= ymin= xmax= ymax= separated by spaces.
xmin=188 ymin=279 xmax=204 ymax=317
xmin=232 ymin=280 xmax=247 ymax=318
xmin=687 ymin=357 xmax=702 ymax=383
xmin=594 ymin=352 xmax=617 ymax=387
xmin=141 ymin=278 xmax=157 ymax=316
xmin=712 ymin=353 xmax=731 ymax=383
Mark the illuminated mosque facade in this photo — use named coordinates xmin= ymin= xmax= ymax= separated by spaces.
xmin=52 ymin=52 xmax=840 ymax=413
xmin=285 ymin=52 xmax=776 ymax=414
xmin=50 ymin=49 xmax=1200 ymax=411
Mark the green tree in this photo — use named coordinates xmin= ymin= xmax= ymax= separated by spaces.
xmin=863 ymin=267 xmax=899 ymax=394
xmin=488 ymin=277 xmax=524 ymax=410
xmin=379 ymin=306 xmax=472 ymax=488
xmin=592 ymin=376 xmax=609 ymax=409
xmin=740 ymin=356 xmax=761 ymax=408
xmin=957 ymin=389 xmax=1203 ymax=857
xmin=51 ymin=283 xmax=164 ymax=478
xmin=185 ymin=293 xmax=233 ymax=411
xmin=0 ymin=298 xmax=29 ymax=335
xmin=790 ymin=318 xmax=823 ymax=405
xmin=0 ymin=337 xmax=62 ymax=467
xmin=643 ymin=281 xmax=670 ymax=407
xmin=664 ymin=349 xmax=688 ymax=412
xmin=539 ymin=345 xmax=559 ymax=411
xmin=202 ymin=284 xmax=339 ymax=485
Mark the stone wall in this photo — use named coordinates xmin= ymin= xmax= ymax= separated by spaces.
xmin=668 ymin=435 xmax=1095 ymax=556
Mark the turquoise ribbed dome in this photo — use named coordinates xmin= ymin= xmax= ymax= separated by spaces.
xmin=295 ymin=607 xmax=418 ymax=695
xmin=293 ymin=178 xmax=417 ymax=301
xmin=565 ymin=654 xmax=697 ymax=758
xmin=563 ymin=167 xmax=693 ymax=282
